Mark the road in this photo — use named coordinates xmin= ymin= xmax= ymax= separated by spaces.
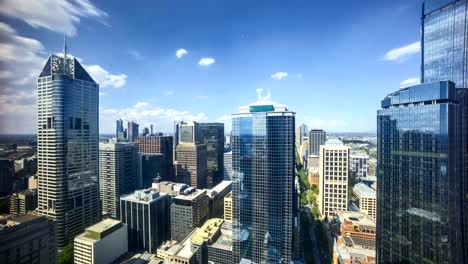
xmin=302 ymin=206 xmax=322 ymax=264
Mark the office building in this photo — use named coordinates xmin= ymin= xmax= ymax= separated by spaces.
xmin=333 ymin=211 xmax=376 ymax=264
xmin=350 ymin=152 xmax=369 ymax=179
xmin=377 ymin=81 xmax=465 ymax=263
xmin=36 ymin=47 xmax=100 ymax=247
xmin=223 ymin=149 xmax=232 ymax=180
xmin=175 ymin=121 xmax=201 ymax=146
xmin=200 ymin=122 xmax=225 ymax=188
xmin=231 ymin=99 xmax=295 ymax=263
xmin=171 ymin=188 xmax=209 ymax=242
xmin=28 ymin=175 xmax=38 ymax=189
xmin=74 ymin=219 xmax=128 ymax=264
xmin=0 ymin=158 xmax=14 ymax=196
xmin=318 ymin=139 xmax=350 ymax=219
xmin=116 ymin=119 xmax=124 ymax=140
xmin=137 ymin=153 xmax=164 ymax=188
xmin=99 ymin=141 xmax=138 ymax=219
xmin=127 ymin=121 xmax=139 ymax=142
xmin=299 ymin=136 xmax=309 ymax=164
xmin=176 ymin=143 xmax=208 ymax=189
xmin=10 ymin=189 xmax=37 ymax=216
xmin=157 ymin=229 xmax=205 ymax=264
xmin=0 ymin=214 xmax=57 ymax=264
xmin=205 ymin=180 xmax=232 ymax=218
xmin=14 ymin=156 xmax=38 ymax=175
xmin=152 ymin=180 xmax=189 ymax=196
xmin=353 ymin=183 xmax=376 ymax=221
xmin=309 ymin=129 xmax=326 ymax=156
xmin=295 ymin=123 xmax=308 ymax=149
xmin=207 ymin=221 xmax=234 ymax=264
xmin=308 ymin=167 xmax=320 ymax=187
xmin=120 ymin=189 xmax=171 ymax=253
xmin=142 ymin=127 xmax=150 ymax=136
xmin=224 ymin=192 xmax=232 ymax=223
xmin=136 ymin=135 xmax=174 ymax=181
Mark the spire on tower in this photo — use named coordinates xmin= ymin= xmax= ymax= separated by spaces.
xmin=63 ymin=33 xmax=68 ymax=59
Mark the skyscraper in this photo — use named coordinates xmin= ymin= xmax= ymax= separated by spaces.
xmin=37 ymin=46 xmax=100 ymax=248
xmin=295 ymin=123 xmax=308 ymax=148
xmin=99 ymin=141 xmax=138 ymax=219
xmin=309 ymin=129 xmax=326 ymax=156
xmin=175 ymin=143 xmax=208 ymax=189
xmin=116 ymin=119 xmax=124 ymax=140
xmin=200 ymin=123 xmax=224 ymax=188
xmin=317 ymin=138 xmax=349 ymax=219
xmin=377 ymin=81 xmax=464 ymax=263
xmin=422 ymin=0 xmax=468 ymax=88
xmin=231 ymin=99 xmax=295 ymax=263
xmin=137 ymin=153 xmax=164 ymax=188
xmin=136 ymin=135 xmax=174 ymax=181
xmin=127 ymin=121 xmax=139 ymax=142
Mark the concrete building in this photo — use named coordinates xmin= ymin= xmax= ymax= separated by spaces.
xmin=138 ymin=153 xmax=164 ymax=188
xmin=295 ymin=123 xmax=308 ymax=149
xmin=309 ymin=129 xmax=326 ymax=156
xmin=171 ymin=188 xmax=209 ymax=242
xmin=350 ymin=152 xmax=369 ymax=179
xmin=200 ymin=123 xmax=224 ymax=188
xmin=74 ymin=219 xmax=128 ymax=264
xmin=152 ymin=180 xmax=188 ymax=197
xmin=127 ymin=121 xmax=139 ymax=142
xmin=136 ymin=135 xmax=174 ymax=181
xmin=332 ymin=211 xmax=376 ymax=264
xmin=157 ymin=229 xmax=205 ymax=264
xmin=207 ymin=221 xmax=233 ymax=264
xmin=318 ymin=139 xmax=350 ymax=219
xmin=224 ymin=192 xmax=232 ymax=223
xmin=308 ymin=167 xmax=320 ymax=187
xmin=205 ymin=180 xmax=232 ymax=219
xmin=10 ymin=189 xmax=37 ymax=216
xmin=0 ymin=158 xmax=14 ymax=196
xmin=37 ymin=47 xmax=100 ymax=247
xmin=223 ymin=149 xmax=232 ymax=180
xmin=299 ymin=136 xmax=309 ymax=164
xmin=353 ymin=183 xmax=376 ymax=221
xmin=28 ymin=175 xmax=38 ymax=189
xmin=99 ymin=141 xmax=138 ymax=219
xmin=120 ymin=189 xmax=171 ymax=253
xmin=175 ymin=143 xmax=208 ymax=189
xmin=0 ymin=214 xmax=57 ymax=264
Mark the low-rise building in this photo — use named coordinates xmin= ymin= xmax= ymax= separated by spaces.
xmin=353 ymin=183 xmax=376 ymax=221
xmin=9 ymin=189 xmax=37 ymax=216
xmin=74 ymin=219 xmax=128 ymax=264
xmin=308 ymin=167 xmax=319 ymax=187
xmin=205 ymin=180 xmax=232 ymax=218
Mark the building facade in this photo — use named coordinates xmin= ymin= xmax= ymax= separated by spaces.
xmin=175 ymin=143 xmax=208 ymax=189
xmin=223 ymin=149 xmax=232 ymax=180
xmin=309 ymin=129 xmax=326 ymax=156
xmin=318 ymin=139 xmax=350 ymax=219
xmin=200 ymin=122 xmax=224 ymax=188
xmin=37 ymin=52 xmax=100 ymax=248
xmin=10 ymin=189 xmax=37 ymax=216
xmin=353 ymin=183 xmax=376 ymax=221
xmin=231 ymin=101 xmax=295 ymax=263
xmin=171 ymin=189 xmax=209 ymax=242
xmin=295 ymin=123 xmax=308 ymax=148
xmin=350 ymin=152 xmax=369 ymax=179
xmin=136 ymin=135 xmax=174 ymax=181
xmin=137 ymin=153 xmax=164 ymax=188
xmin=116 ymin=119 xmax=124 ymax=140
xmin=377 ymin=81 xmax=464 ymax=263
xmin=120 ymin=189 xmax=171 ymax=253
xmin=127 ymin=121 xmax=139 ymax=142
xmin=99 ymin=141 xmax=138 ymax=219
xmin=0 ymin=158 xmax=14 ymax=196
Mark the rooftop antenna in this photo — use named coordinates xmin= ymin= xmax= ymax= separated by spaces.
xmin=63 ymin=33 xmax=68 ymax=59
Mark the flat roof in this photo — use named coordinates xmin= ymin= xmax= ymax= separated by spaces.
xmin=353 ymin=183 xmax=376 ymax=198
xmin=174 ymin=189 xmax=206 ymax=201
xmin=191 ymin=218 xmax=224 ymax=245
xmin=211 ymin=180 xmax=232 ymax=193
xmin=336 ymin=211 xmax=375 ymax=227
xmin=76 ymin=219 xmax=123 ymax=242
xmin=121 ymin=189 xmax=167 ymax=204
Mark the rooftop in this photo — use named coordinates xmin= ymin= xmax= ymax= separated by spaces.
xmin=174 ymin=189 xmax=206 ymax=201
xmin=335 ymin=211 xmax=375 ymax=228
xmin=76 ymin=219 xmax=123 ymax=242
xmin=325 ymin=138 xmax=344 ymax=146
xmin=210 ymin=180 xmax=232 ymax=194
xmin=353 ymin=183 xmax=376 ymax=198
xmin=121 ymin=189 xmax=167 ymax=204
xmin=191 ymin=218 xmax=224 ymax=245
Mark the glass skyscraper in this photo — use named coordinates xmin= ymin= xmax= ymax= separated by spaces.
xmin=200 ymin=122 xmax=225 ymax=188
xmin=377 ymin=81 xmax=464 ymax=263
xmin=37 ymin=50 xmax=100 ymax=248
xmin=231 ymin=101 xmax=295 ymax=263
xmin=422 ymin=0 xmax=468 ymax=88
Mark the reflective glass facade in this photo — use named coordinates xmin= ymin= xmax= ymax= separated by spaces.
xmin=231 ymin=106 xmax=295 ymax=263
xmin=200 ymin=123 xmax=225 ymax=188
xmin=422 ymin=0 xmax=468 ymax=88
xmin=377 ymin=81 xmax=464 ymax=263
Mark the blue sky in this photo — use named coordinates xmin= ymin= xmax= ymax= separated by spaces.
xmin=0 ymin=0 xmax=422 ymax=134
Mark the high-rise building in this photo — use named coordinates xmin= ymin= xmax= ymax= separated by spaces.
xmin=422 ymin=0 xmax=468 ymax=88
xmin=353 ymin=183 xmax=376 ymax=221
xmin=0 ymin=214 xmax=57 ymax=264
xmin=37 ymin=47 xmax=100 ymax=248
xmin=0 ymin=158 xmax=14 ymax=196
xmin=116 ymin=119 xmax=124 ymax=140
xmin=137 ymin=153 xmax=164 ymax=188
xmin=175 ymin=143 xmax=208 ymax=189
xmin=295 ymin=123 xmax=308 ymax=148
xmin=350 ymin=151 xmax=369 ymax=179
xmin=74 ymin=219 xmax=128 ymax=264
xmin=224 ymin=192 xmax=232 ymax=223
xmin=318 ymin=138 xmax=349 ymax=219
xmin=231 ymin=100 xmax=295 ymax=263
xmin=120 ymin=189 xmax=171 ymax=253
xmin=200 ymin=123 xmax=224 ymax=188
xmin=309 ymin=129 xmax=326 ymax=156
xmin=136 ymin=135 xmax=174 ymax=181
xmin=206 ymin=180 xmax=232 ymax=218
xmin=223 ymin=149 xmax=232 ymax=180
xmin=171 ymin=188 xmax=209 ymax=242
xmin=377 ymin=81 xmax=464 ymax=263
xmin=175 ymin=121 xmax=201 ymax=146
xmin=99 ymin=141 xmax=138 ymax=219
xmin=127 ymin=121 xmax=139 ymax=142
xmin=10 ymin=189 xmax=37 ymax=216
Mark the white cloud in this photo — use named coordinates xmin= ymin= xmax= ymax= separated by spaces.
xmin=383 ymin=41 xmax=420 ymax=61
xmin=83 ymin=64 xmax=127 ymax=88
xmin=164 ymin=90 xmax=174 ymax=96
xmin=271 ymin=72 xmax=288 ymax=80
xmin=198 ymin=57 xmax=215 ymax=66
xmin=400 ymin=77 xmax=420 ymax=88
xmin=0 ymin=0 xmax=108 ymax=36
xmin=176 ymin=48 xmax=188 ymax=59
xmin=217 ymin=114 xmax=232 ymax=133
xmin=99 ymin=102 xmax=208 ymax=133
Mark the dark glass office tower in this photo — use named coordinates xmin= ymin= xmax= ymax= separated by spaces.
xmin=422 ymin=0 xmax=468 ymax=88
xmin=231 ymin=102 xmax=295 ymax=263
xmin=37 ymin=48 xmax=100 ymax=248
xmin=377 ymin=81 xmax=464 ymax=263
xmin=200 ymin=123 xmax=225 ymax=188
xmin=308 ymin=129 xmax=326 ymax=156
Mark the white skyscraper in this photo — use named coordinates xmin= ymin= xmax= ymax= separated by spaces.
xmin=37 ymin=43 xmax=100 ymax=248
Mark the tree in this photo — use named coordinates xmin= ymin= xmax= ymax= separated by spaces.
xmin=58 ymin=242 xmax=73 ymax=264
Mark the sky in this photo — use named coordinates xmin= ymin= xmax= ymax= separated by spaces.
xmin=0 ymin=0 xmax=423 ymax=134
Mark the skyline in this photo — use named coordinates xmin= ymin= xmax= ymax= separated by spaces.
xmin=0 ymin=0 xmax=422 ymax=134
